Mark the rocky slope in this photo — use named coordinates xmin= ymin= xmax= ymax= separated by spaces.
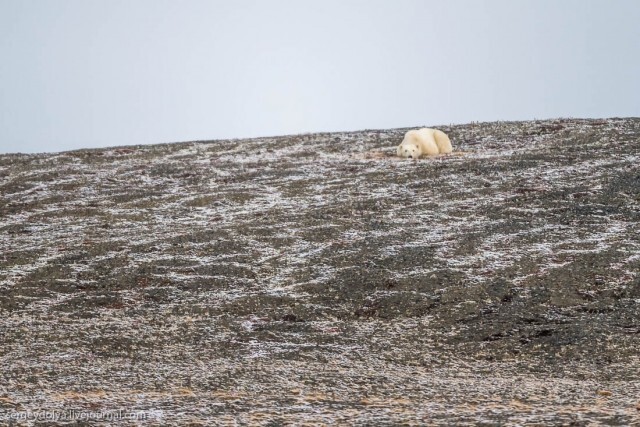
xmin=1 ymin=118 xmax=639 ymax=425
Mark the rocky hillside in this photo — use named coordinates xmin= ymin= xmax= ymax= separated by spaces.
xmin=1 ymin=118 xmax=639 ymax=425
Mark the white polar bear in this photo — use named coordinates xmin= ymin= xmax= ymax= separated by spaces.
xmin=396 ymin=128 xmax=452 ymax=159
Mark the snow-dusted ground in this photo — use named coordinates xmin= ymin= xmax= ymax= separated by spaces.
xmin=1 ymin=118 xmax=639 ymax=425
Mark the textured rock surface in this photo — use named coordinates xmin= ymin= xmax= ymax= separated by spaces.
xmin=1 ymin=118 xmax=639 ymax=425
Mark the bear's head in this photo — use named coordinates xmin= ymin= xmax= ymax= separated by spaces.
xmin=397 ymin=143 xmax=420 ymax=159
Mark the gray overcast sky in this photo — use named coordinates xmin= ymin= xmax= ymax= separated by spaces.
xmin=1 ymin=0 xmax=639 ymax=154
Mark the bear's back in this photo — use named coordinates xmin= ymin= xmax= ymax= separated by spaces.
xmin=414 ymin=128 xmax=440 ymax=156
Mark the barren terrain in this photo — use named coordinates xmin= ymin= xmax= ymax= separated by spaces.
xmin=1 ymin=118 xmax=639 ymax=425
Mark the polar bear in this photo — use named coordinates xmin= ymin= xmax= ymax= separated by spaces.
xmin=396 ymin=128 xmax=452 ymax=159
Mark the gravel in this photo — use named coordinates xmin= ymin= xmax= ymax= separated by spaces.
xmin=1 ymin=118 xmax=639 ymax=425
